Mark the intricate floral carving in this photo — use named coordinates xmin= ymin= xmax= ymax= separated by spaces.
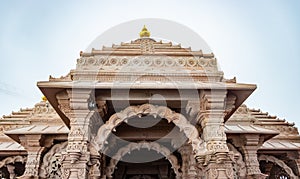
xmin=62 ymin=168 xmax=70 ymax=179
xmin=39 ymin=142 xmax=67 ymax=178
xmin=76 ymin=56 xmax=218 ymax=71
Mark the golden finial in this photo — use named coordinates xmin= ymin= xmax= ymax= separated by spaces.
xmin=42 ymin=96 xmax=47 ymax=102
xmin=139 ymin=25 xmax=150 ymax=38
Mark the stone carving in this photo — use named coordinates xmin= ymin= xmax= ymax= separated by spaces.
xmin=56 ymin=90 xmax=71 ymax=119
xmin=259 ymin=155 xmax=297 ymax=179
xmin=231 ymin=134 xmax=263 ymax=177
xmin=39 ymin=142 xmax=68 ymax=178
xmin=198 ymin=90 xmax=230 ymax=155
xmin=69 ymin=127 xmax=85 ymax=139
xmin=185 ymin=100 xmax=200 ymax=120
xmin=32 ymin=102 xmax=55 ymax=115
xmin=91 ymin=104 xmax=205 ymax=157
xmin=49 ymin=73 xmax=72 ymax=82
xmin=106 ymin=141 xmax=181 ymax=178
xmin=140 ymin=38 xmax=154 ymax=54
xmin=178 ymin=144 xmax=198 ymax=178
xmin=225 ymin=94 xmax=237 ymax=114
xmin=227 ymin=143 xmax=246 ymax=178
xmin=76 ymin=56 xmax=218 ymax=70
xmin=62 ymin=168 xmax=70 ymax=179
xmin=204 ymin=163 xmax=234 ymax=179
xmin=58 ymin=89 xmax=103 ymax=179
xmin=18 ymin=135 xmax=46 ymax=178
xmin=89 ymin=154 xmax=101 ymax=179
xmin=0 ymin=155 xmax=27 ymax=168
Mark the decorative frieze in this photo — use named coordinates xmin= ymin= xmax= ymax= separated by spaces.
xmin=76 ymin=56 xmax=218 ymax=71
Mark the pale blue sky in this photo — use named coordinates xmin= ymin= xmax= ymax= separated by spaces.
xmin=0 ymin=0 xmax=300 ymax=128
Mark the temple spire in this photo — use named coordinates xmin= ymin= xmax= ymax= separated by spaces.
xmin=139 ymin=25 xmax=150 ymax=38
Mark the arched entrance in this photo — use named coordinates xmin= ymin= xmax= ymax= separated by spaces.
xmin=91 ymin=104 xmax=205 ymax=156
xmin=106 ymin=141 xmax=181 ymax=178
xmin=114 ymin=156 xmax=175 ymax=179
xmin=90 ymin=104 xmax=203 ymax=178
xmin=0 ymin=156 xmax=26 ymax=179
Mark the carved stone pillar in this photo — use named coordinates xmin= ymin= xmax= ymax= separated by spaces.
xmin=178 ymin=144 xmax=198 ymax=179
xmin=295 ymin=158 xmax=300 ymax=177
xmin=19 ymin=134 xmax=45 ymax=179
xmin=178 ymin=144 xmax=189 ymax=178
xmin=89 ymin=154 xmax=101 ymax=179
xmin=6 ymin=165 xmax=15 ymax=179
xmin=197 ymin=90 xmax=234 ymax=179
xmin=58 ymin=89 xmax=102 ymax=179
xmin=232 ymin=134 xmax=266 ymax=179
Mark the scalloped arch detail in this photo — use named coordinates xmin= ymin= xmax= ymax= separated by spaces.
xmin=0 ymin=155 xmax=26 ymax=168
xmin=92 ymin=104 xmax=205 ymax=155
xmin=258 ymin=155 xmax=297 ymax=179
xmin=106 ymin=141 xmax=181 ymax=178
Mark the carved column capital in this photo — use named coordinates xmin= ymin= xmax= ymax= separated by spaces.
xmin=198 ymin=90 xmax=229 ymax=154
xmin=231 ymin=134 xmax=263 ymax=177
xmin=18 ymin=134 xmax=46 ymax=179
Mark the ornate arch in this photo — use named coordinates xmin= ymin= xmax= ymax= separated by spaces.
xmin=106 ymin=141 xmax=181 ymax=178
xmin=92 ymin=104 xmax=205 ymax=156
xmin=0 ymin=155 xmax=26 ymax=168
xmin=258 ymin=155 xmax=297 ymax=179
xmin=39 ymin=141 xmax=68 ymax=178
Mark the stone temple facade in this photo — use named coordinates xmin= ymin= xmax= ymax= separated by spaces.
xmin=0 ymin=26 xmax=300 ymax=179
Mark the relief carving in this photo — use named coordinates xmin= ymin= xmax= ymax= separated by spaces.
xmin=91 ymin=104 xmax=205 ymax=158
xmin=39 ymin=142 xmax=68 ymax=179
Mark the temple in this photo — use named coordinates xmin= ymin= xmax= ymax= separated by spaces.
xmin=0 ymin=26 xmax=300 ymax=179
